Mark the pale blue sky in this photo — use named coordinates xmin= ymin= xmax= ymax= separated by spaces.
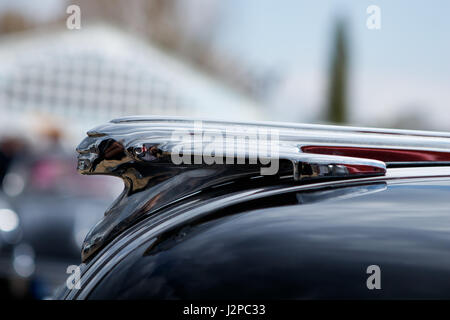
xmin=211 ymin=0 xmax=450 ymax=128
xmin=215 ymin=0 xmax=450 ymax=79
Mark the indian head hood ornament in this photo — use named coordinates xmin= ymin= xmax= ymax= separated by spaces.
xmin=76 ymin=116 xmax=450 ymax=261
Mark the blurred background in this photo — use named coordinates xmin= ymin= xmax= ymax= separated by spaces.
xmin=0 ymin=0 xmax=449 ymax=299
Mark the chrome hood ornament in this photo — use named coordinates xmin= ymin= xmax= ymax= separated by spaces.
xmin=76 ymin=116 xmax=450 ymax=261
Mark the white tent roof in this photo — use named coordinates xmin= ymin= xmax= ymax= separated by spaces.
xmin=0 ymin=24 xmax=266 ymax=140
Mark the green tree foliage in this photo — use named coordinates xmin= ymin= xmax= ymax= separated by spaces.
xmin=327 ymin=19 xmax=348 ymax=124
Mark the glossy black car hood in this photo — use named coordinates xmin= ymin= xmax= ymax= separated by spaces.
xmin=85 ymin=178 xmax=450 ymax=299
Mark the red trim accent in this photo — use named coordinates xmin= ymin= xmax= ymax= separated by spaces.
xmin=302 ymin=146 xmax=450 ymax=162
xmin=339 ymin=164 xmax=385 ymax=174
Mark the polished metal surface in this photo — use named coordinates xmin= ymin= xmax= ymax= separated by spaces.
xmin=76 ymin=117 xmax=450 ymax=262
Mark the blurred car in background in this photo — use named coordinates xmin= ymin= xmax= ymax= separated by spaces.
xmin=0 ymin=192 xmax=24 ymax=298
xmin=1 ymin=149 xmax=120 ymax=299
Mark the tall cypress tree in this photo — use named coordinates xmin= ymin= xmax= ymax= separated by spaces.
xmin=327 ymin=19 xmax=348 ymax=124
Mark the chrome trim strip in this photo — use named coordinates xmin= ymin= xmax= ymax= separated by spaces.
xmin=112 ymin=116 xmax=450 ymax=138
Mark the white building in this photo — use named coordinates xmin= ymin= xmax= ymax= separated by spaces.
xmin=0 ymin=25 xmax=266 ymax=141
